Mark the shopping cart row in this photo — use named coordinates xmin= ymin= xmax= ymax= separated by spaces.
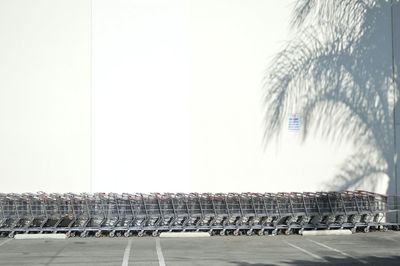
xmin=0 ymin=191 xmax=398 ymax=237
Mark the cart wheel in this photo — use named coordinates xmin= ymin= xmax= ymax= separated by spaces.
xmin=382 ymin=227 xmax=388 ymax=232
xmin=116 ymin=232 xmax=122 ymax=237
xmin=246 ymin=230 xmax=253 ymax=236
xmin=66 ymin=232 xmax=71 ymax=238
xmin=80 ymin=232 xmax=87 ymax=238
xmin=364 ymin=227 xmax=369 ymax=233
xmin=271 ymin=230 xmax=277 ymax=236
xmin=284 ymin=229 xmax=291 ymax=235
xmin=152 ymin=231 xmax=159 ymax=237
xmin=124 ymin=232 xmax=130 ymax=237
xmin=138 ymin=231 xmax=144 ymax=237
xmin=219 ymin=230 xmax=225 ymax=236
xmin=299 ymin=228 xmax=304 ymax=235
xmin=233 ymin=230 xmax=239 ymax=236
xmin=109 ymin=231 xmax=115 ymax=238
xmin=257 ymin=230 xmax=264 ymax=236
xmin=70 ymin=232 xmax=76 ymax=238
xmin=351 ymin=227 xmax=356 ymax=234
xmin=95 ymin=231 xmax=101 ymax=238
xmin=8 ymin=232 xmax=14 ymax=238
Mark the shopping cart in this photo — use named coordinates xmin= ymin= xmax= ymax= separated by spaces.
xmin=0 ymin=191 xmax=398 ymax=237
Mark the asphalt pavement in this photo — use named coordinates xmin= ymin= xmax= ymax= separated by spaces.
xmin=0 ymin=231 xmax=399 ymax=265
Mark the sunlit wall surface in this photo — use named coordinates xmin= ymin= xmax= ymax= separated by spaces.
xmin=1 ymin=0 xmax=399 ymax=195
xmin=93 ymin=0 xmax=399 ymax=195
xmin=0 ymin=0 xmax=91 ymax=192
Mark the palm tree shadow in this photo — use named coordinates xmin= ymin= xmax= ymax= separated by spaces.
xmin=263 ymin=0 xmax=397 ymax=195
xmin=230 ymin=255 xmax=400 ymax=265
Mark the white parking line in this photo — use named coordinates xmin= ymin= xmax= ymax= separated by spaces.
xmin=384 ymin=236 xmax=400 ymax=242
xmin=0 ymin=239 xmax=12 ymax=247
xmin=156 ymin=238 xmax=166 ymax=266
xmin=285 ymin=241 xmax=326 ymax=261
xmin=122 ymin=239 xmax=132 ymax=266
xmin=307 ymin=239 xmax=368 ymax=264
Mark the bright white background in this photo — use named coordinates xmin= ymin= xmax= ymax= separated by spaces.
xmin=0 ymin=0 xmax=374 ymax=194
xmin=0 ymin=0 xmax=91 ymax=192
xmin=92 ymin=0 xmax=356 ymax=193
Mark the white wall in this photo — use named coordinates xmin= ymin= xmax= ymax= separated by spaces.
xmin=0 ymin=0 xmax=91 ymax=192
xmin=92 ymin=0 xmax=379 ymax=193
xmin=0 ymin=0 xmax=396 ymax=195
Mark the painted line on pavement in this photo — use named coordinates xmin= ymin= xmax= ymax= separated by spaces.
xmin=0 ymin=238 xmax=12 ymax=247
xmin=307 ymin=239 xmax=367 ymax=264
xmin=156 ymin=238 xmax=166 ymax=266
xmin=122 ymin=238 xmax=133 ymax=266
xmin=285 ymin=241 xmax=326 ymax=261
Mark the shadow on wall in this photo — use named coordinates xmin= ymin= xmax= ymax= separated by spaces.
xmin=230 ymin=255 xmax=400 ymax=266
xmin=264 ymin=0 xmax=396 ymax=194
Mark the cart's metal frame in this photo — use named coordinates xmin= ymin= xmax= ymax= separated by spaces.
xmin=0 ymin=190 xmax=398 ymax=238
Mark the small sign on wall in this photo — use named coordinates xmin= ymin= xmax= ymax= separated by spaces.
xmin=288 ymin=114 xmax=300 ymax=132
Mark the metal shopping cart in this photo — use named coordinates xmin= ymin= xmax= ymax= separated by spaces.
xmin=0 ymin=191 xmax=398 ymax=237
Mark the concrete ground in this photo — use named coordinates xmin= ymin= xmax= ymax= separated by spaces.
xmin=0 ymin=231 xmax=399 ymax=265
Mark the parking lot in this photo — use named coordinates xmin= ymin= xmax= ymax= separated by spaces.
xmin=0 ymin=231 xmax=399 ymax=265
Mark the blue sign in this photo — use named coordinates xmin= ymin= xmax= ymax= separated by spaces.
xmin=288 ymin=114 xmax=300 ymax=131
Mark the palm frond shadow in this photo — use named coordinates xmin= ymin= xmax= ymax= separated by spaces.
xmin=230 ymin=255 xmax=400 ymax=266
xmin=263 ymin=0 xmax=395 ymax=193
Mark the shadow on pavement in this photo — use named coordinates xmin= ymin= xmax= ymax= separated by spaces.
xmin=231 ymin=255 xmax=400 ymax=265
